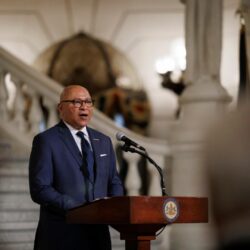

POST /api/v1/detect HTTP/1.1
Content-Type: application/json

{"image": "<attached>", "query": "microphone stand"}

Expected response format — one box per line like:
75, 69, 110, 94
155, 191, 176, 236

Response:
121, 144, 168, 196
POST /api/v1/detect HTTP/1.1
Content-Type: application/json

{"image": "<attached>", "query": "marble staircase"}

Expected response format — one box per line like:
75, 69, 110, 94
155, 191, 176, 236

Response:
0, 134, 38, 250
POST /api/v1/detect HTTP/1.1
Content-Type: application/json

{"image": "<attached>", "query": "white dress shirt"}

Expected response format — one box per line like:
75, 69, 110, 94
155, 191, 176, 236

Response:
63, 121, 92, 153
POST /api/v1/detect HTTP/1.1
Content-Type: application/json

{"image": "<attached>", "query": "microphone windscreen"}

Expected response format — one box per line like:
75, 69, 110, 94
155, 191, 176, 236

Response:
116, 132, 125, 141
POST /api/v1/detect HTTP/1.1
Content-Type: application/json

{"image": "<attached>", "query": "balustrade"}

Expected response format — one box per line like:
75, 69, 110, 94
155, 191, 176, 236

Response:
123, 152, 141, 195
12, 77, 28, 132
0, 69, 8, 122
26, 87, 43, 135
43, 97, 59, 129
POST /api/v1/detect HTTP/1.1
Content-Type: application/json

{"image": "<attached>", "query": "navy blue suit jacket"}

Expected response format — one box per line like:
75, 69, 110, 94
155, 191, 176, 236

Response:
29, 121, 123, 250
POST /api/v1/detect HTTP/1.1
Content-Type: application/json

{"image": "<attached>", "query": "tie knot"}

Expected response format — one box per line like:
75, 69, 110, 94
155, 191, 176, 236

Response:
76, 131, 85, 140
76, 131, 91, 150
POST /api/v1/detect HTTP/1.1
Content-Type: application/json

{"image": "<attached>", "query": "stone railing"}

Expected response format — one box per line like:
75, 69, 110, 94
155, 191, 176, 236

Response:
0, 46, 171, 196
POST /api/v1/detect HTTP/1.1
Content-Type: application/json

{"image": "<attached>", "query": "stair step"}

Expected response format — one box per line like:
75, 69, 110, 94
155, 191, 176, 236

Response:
0, 242, 33, 250
0, 222, 37, 231
0, 229, 35, 243
0, 210, 38, 223
0, 176, 29, 192
0, 142, 12, 160
0, 160, 28, 175
0, 193, 38, 210
0, 167, 27, 176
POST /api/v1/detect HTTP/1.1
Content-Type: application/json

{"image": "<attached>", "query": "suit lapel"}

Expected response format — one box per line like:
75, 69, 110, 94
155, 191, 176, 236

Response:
57, 121, 82, 166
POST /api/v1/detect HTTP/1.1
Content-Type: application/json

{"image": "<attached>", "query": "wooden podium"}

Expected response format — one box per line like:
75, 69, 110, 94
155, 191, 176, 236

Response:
67, 196, 208, 250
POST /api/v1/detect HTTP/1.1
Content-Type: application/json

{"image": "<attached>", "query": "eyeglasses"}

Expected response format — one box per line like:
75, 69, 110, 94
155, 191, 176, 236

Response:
60, 99, 95, 108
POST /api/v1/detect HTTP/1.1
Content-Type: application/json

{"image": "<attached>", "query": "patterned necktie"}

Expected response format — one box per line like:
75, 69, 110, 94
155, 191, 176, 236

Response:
76, 131, 94, 182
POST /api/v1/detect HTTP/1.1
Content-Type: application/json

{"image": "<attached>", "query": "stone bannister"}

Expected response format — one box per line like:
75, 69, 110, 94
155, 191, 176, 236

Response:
0, 46, 171, 250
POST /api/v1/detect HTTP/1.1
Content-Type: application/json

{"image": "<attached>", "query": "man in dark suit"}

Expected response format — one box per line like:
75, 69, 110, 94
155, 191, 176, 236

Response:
29, 85, 124, 250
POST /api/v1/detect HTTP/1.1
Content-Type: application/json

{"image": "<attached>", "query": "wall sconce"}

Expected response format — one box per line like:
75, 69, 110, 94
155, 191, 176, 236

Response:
155, 40, 186, 96
159, 69, 185, 95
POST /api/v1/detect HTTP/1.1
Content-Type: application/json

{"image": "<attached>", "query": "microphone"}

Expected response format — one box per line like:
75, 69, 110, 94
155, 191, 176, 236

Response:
116, 132, 145, 151
117, 132, 167, 196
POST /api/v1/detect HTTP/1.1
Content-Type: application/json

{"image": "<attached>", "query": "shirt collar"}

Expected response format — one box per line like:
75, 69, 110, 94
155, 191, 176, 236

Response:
63, 121, 88, 136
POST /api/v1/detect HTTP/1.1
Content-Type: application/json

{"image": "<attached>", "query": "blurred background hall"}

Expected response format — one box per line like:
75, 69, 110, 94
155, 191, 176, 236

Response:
0, 0, 247, 249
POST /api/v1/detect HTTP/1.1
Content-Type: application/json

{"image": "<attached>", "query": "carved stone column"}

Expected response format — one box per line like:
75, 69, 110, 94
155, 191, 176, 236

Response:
170, 1, 231, 250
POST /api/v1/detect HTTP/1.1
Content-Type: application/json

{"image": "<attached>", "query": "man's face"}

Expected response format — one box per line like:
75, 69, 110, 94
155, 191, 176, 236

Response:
58, 86, 93, 130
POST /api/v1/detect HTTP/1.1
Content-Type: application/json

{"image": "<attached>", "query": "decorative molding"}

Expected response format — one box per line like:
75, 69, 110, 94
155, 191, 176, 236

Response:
89, 0, 100, 33
110, 8, 184, 42
0, 10, 54, 42
0, 38, 40, 54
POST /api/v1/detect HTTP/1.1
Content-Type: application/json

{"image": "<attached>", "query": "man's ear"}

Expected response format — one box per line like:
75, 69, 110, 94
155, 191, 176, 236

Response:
57, 103, 62, 113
